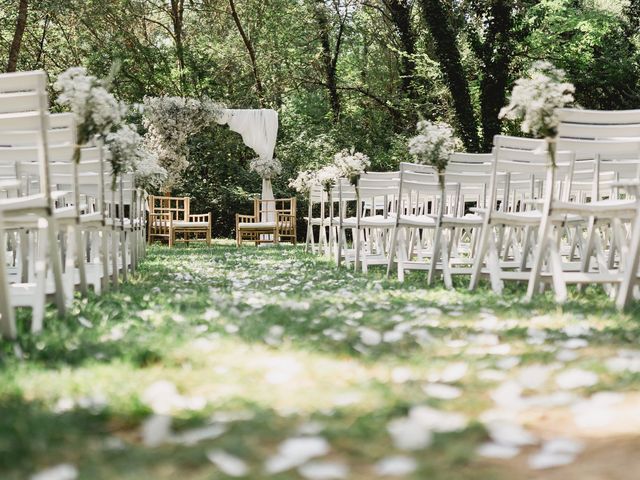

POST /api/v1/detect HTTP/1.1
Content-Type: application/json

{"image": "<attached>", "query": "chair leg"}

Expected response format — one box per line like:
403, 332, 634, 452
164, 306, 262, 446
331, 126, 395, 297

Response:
47, 218, 66, 316
0, 226, 17, 339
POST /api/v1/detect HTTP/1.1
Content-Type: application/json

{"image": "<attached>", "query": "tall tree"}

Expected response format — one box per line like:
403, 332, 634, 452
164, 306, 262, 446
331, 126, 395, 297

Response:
382, 0, 416, 96
313, 0, 346, 122
477, 0, 513, 152
6, 0, 29, 72
419, 0, 479, 151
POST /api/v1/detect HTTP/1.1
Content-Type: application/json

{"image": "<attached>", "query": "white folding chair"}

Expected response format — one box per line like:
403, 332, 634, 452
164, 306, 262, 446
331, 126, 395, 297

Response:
0, 70, 66, 337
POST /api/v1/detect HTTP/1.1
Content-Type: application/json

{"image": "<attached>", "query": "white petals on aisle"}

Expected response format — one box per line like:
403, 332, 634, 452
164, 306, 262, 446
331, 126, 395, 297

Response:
298, 461, 349, 480
374, 456, 418, 476
265, 437, 330, 474
31, 464, 78, 480
207, 450, 249, 477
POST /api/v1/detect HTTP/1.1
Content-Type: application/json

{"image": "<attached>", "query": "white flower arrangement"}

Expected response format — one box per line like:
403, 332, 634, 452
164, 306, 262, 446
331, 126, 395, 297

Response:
408, 121, 460, 176
333, 148, 370, 184
249, 157, 282, 179
142, 96, 222, 189
54, 67, 125, 160
133, 149, 167, 190
106, 123, 167, 190
289, 170, 319, 195
316, 164, 342, 192
499, 61, 575, 140
105, 124, 141, 179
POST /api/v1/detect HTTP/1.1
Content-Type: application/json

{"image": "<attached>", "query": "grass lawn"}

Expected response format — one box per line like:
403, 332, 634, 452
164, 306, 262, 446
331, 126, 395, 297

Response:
2, 242, 640, 479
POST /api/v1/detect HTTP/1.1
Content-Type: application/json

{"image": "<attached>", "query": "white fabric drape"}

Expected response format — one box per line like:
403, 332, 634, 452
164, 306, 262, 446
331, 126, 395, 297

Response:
216, 108, 278, 162
215, 109, 278, 202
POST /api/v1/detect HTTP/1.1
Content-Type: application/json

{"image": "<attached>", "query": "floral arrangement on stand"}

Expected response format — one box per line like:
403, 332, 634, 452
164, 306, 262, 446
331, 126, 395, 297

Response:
333, 148, 370, 185
499, 61, 576, 166
142, 96, 222, 191
408, 120, 460, 184
249, 157, 282, 179
53, 67, 125, 163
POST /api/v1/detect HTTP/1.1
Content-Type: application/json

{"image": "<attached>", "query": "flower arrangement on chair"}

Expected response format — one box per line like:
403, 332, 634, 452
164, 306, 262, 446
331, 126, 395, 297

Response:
499, 61, 576, 167
333, 148, 370, 186
408, 120, 460, 190
53, 67, 125, 163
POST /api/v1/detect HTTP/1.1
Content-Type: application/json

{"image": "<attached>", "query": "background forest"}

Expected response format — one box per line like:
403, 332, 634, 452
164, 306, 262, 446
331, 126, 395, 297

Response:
2, 0, 640, 236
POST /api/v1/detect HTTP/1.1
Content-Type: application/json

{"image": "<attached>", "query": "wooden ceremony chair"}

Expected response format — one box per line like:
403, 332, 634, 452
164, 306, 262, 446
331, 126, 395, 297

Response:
236, 197, 297, 246
148, 195, 212, 246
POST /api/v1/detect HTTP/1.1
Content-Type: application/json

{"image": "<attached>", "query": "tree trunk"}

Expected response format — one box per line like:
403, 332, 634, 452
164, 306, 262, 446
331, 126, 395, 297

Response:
229, 0, 265, 106
314, 1, 341, 122
419, 0, 479, 151
385, 0, 416, 96
170, 0, 186, 91
6, 0, 29, 73
479, 0, 513, 152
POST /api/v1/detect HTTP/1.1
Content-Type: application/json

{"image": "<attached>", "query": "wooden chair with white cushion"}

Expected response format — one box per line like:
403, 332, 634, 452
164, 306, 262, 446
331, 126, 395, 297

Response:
148, 195, 211, 246
236, 197, 296, 246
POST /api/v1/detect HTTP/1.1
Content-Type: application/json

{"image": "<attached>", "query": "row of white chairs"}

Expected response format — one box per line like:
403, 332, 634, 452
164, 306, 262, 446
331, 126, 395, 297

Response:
305, 108, 640, 309
0, 70, 146, 340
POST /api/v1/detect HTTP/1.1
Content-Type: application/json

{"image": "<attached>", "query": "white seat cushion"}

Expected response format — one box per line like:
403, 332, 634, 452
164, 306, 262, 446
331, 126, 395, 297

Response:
173, 220, 209, 228
238, 221, 276, 229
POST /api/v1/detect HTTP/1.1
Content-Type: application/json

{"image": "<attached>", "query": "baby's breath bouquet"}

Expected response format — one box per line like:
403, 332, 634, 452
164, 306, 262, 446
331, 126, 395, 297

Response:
316, 164, 341, 193
333, 148, 370, 186
249, 157, 282, 179
499, 61, 575, 166
54, 67, 125, 162
408, 120, 460, 188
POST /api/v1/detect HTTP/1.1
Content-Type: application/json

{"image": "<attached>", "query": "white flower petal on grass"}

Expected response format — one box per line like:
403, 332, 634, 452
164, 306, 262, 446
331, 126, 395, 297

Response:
485, 421, 538, 447
556, 349, 579, 362
562, 338, 589, 350
171, 424, 227, 446
528, 451, 576, 470
359, 327, 382, 346
207, 449, 249, 477
30, 464, 78, 480
476, 442, 520, 459
439, 362, 468, 383
387, 417, 433, 450
391, 367, 413, 384
142, 380, 179, 414
423, 383, 462, 400
265, 436, 331, 473
409, 406, 468, 433
374, 456, 417, 476
543, 438, 585, 456
141, 414, 172, 447
383, 330, 403, 343
298, 461, 349, 480
490, 381, 524, 409
517, 365, 553, 390
555, 369, 598, 390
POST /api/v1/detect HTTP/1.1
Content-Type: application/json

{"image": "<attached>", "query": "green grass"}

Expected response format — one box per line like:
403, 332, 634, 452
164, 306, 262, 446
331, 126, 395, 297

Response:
1, 242, 640, 479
